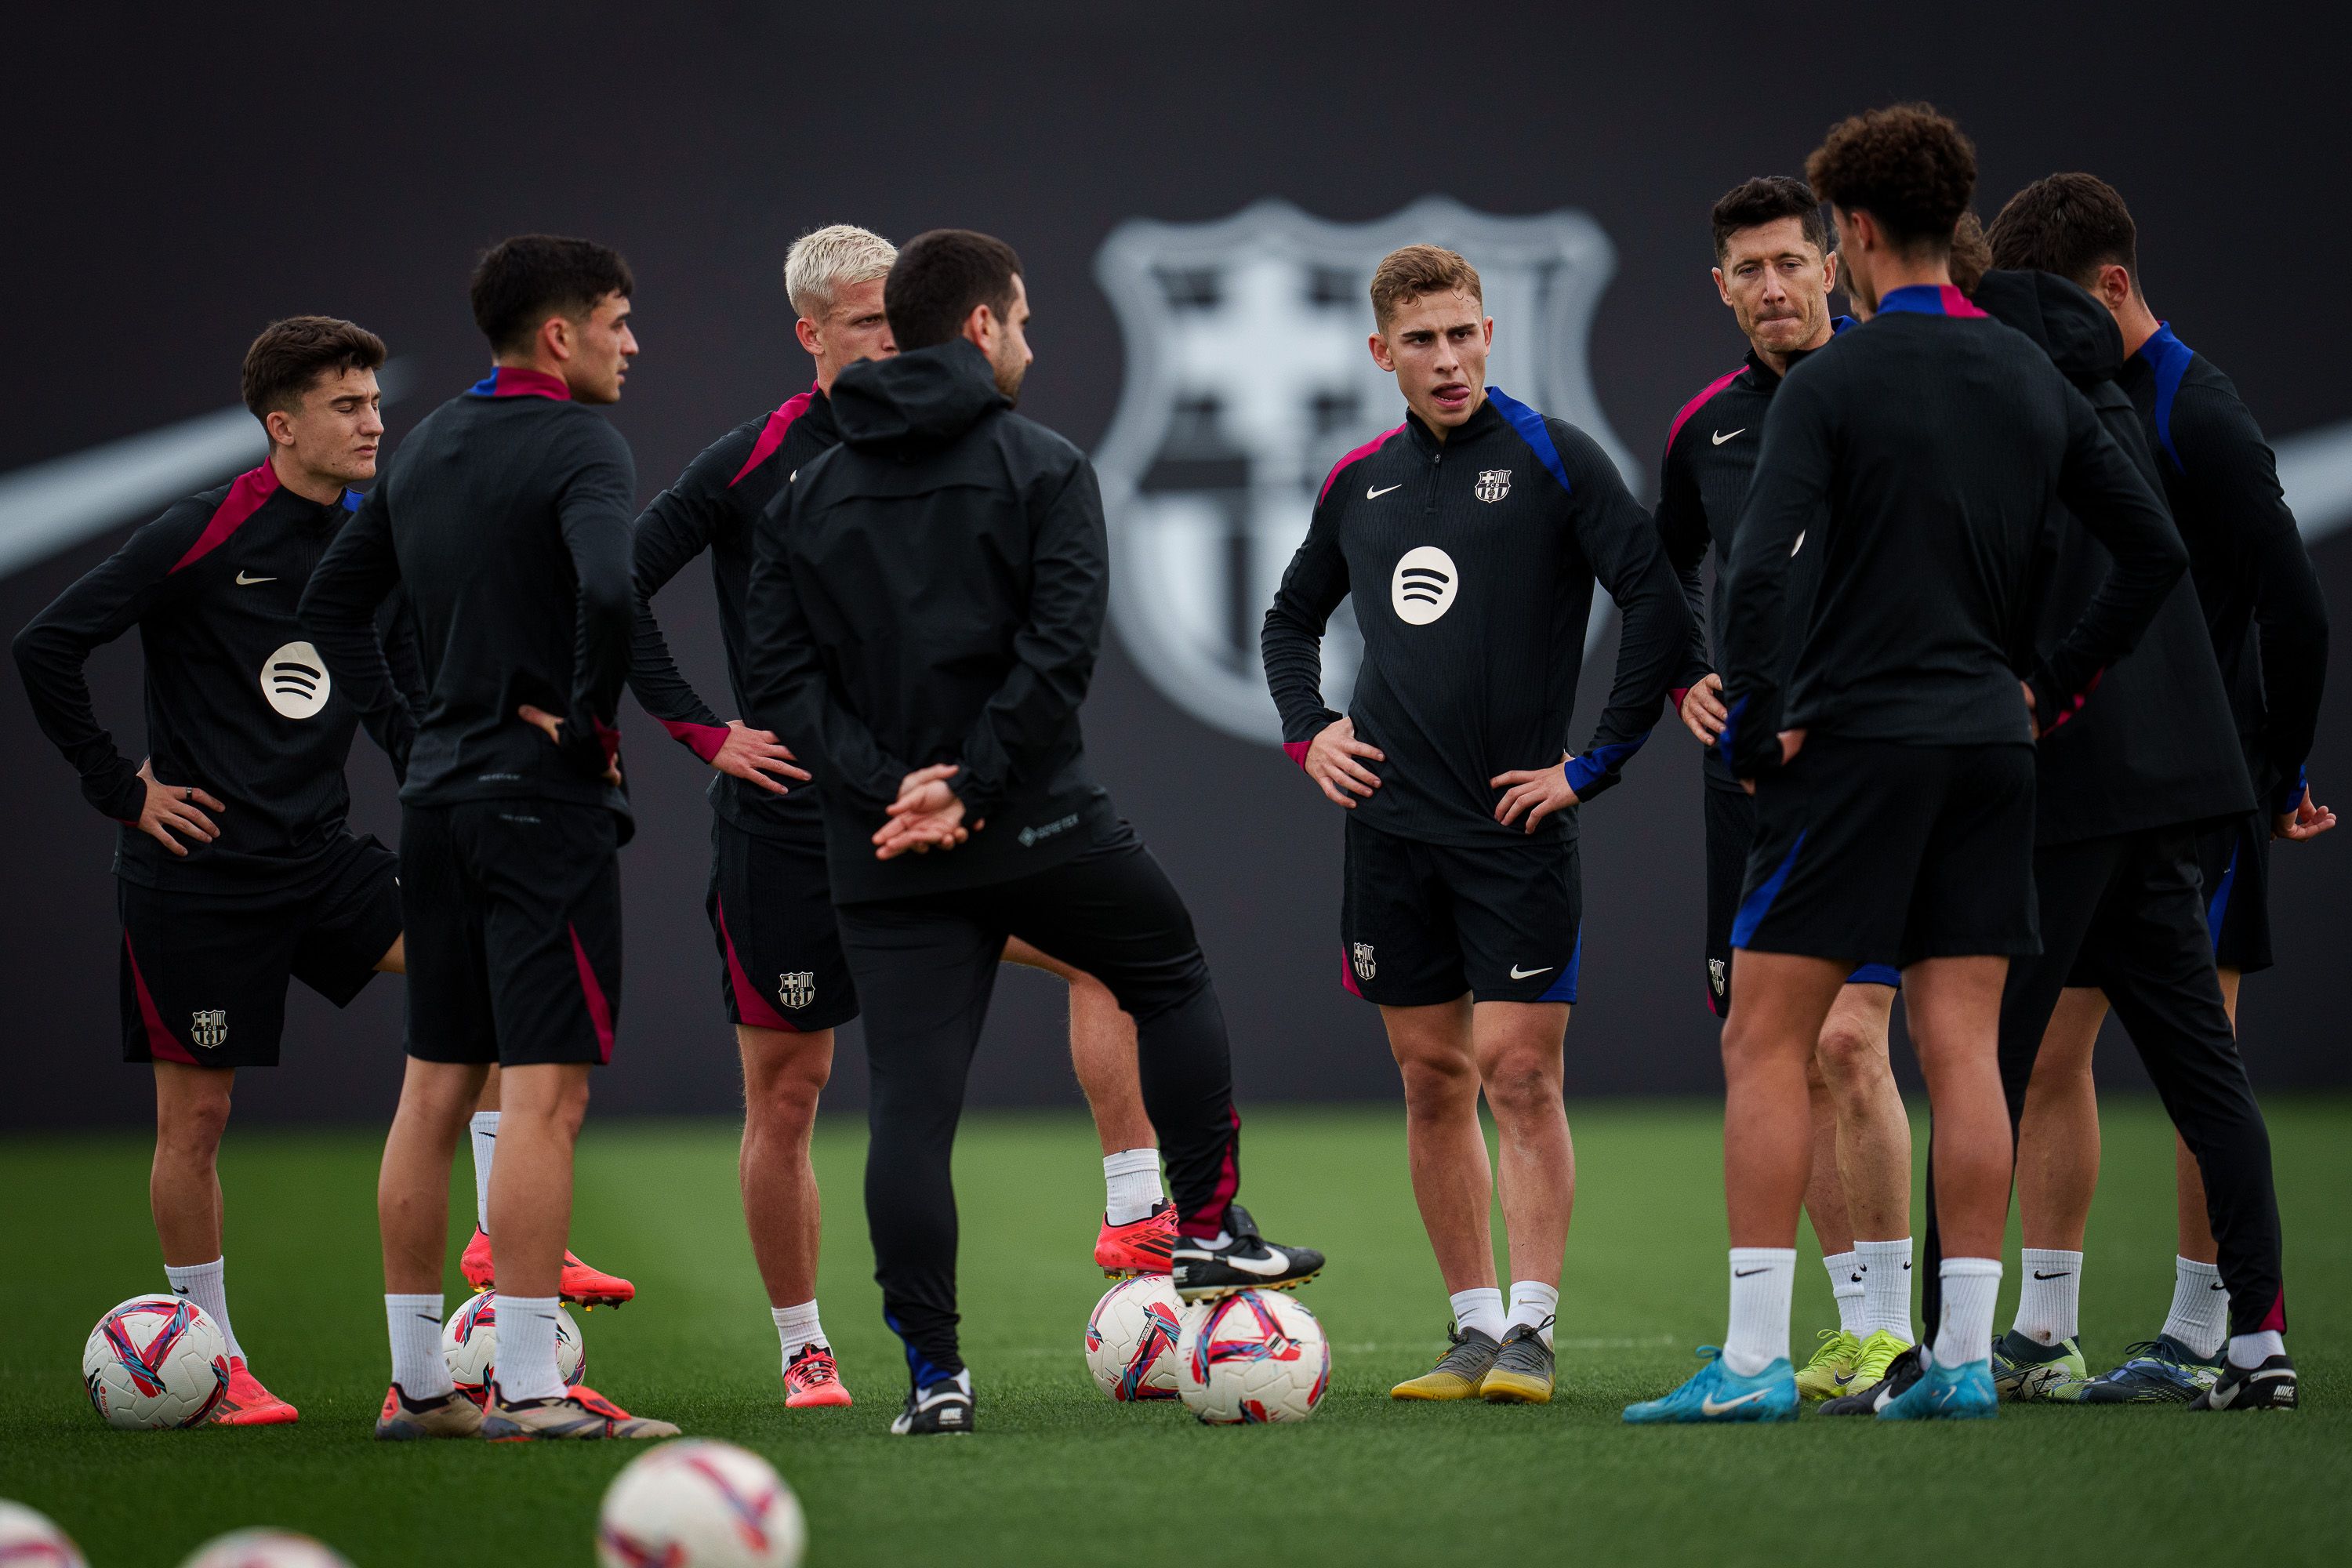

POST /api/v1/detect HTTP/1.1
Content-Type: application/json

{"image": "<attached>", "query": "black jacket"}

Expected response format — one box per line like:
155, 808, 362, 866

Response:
1972, 270, 2252, 844
742, 339, 1112, 902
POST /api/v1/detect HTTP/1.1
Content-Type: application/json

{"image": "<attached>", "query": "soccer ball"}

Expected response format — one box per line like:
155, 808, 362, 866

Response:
178, 1529, 353, 1567
441, 1293, 586, 1406
597, 1439, 806, 1568
1084, 1276, 1183, 1401
1176, 1289, 1330, 1425
81, 1294, 231, 1430
0, 1500, 88, 1566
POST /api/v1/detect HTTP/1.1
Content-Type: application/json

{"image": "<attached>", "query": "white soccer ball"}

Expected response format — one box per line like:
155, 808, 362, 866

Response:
178, 1528, 353, 1568
441, 1293, 585, 1406
1176, 1289, 1330, 1425
597, 1439, 806, 1568
1084, 1276, 1184, 1402
81, 1294, 231, 1431
0, 1500, 88, 1566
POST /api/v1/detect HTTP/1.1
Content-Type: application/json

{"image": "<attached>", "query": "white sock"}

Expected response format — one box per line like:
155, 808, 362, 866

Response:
2162, 1256, 2228, 1359
773, 1300, 827, 1365
469, 1112, 499, 1233
385, 1294, 452, 1399
1722, 1248, 1795, 1377
1507, 1281, 1559, 1348
1102, 1147, 1163, 1227
1449, 1287, 1504, 1342
492, 1294, 566, 1402
2013, 1247, 2083, 1345
1824, 1251, 1864, 1334
2227, 1330, 2284, 1369
165, 1257, 242, 1360
1854, 1237, 1915, 1344
1933, 1258, 2001, 1370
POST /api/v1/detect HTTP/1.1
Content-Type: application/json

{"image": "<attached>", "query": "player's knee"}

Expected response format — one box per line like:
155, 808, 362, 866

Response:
746, 1048, 829, 1131
1480, 1056, 1560, 1122
162, 1091, 233, 1155
1814, 1018, 1888, 1089
1396, 1052, 1478, 1114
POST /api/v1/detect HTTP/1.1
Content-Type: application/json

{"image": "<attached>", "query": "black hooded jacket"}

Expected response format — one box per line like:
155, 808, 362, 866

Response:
741, 339, 1113, 902
1973, 270, 2253, 844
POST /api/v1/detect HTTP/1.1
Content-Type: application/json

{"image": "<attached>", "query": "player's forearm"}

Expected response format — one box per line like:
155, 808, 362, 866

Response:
626, 597, 728, 762
12, 626, 143, 818
1260, 607, 1341, 746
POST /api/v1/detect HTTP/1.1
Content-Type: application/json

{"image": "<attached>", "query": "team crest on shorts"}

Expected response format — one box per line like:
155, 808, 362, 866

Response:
1475, 469, 1512, 503
190, 1010, 228, 1049
1091, 197, 1632, 745
777, 972, 815, 1011
1352, 943, 1377, 983
1709, 959, 1727, 997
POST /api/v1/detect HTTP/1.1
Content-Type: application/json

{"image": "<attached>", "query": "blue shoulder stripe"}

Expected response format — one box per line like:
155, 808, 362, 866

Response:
1485, 386, 1571, 495
2137, 323, 2194, 474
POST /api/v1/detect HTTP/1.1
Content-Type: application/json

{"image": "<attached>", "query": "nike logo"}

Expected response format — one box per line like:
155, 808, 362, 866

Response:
1733, 1267, 1769, 1278
1219, 1247, 1297, 1277
235, 571, 277, 585
2209, 1281, 2227, 1290
1367, 483, 1403, 499
1711, 428, 1745, 445
2032, 1270, 2072, 1280
1832, 1370, 1858, 1387
1508, 964, 1554, 980
1700, 1388, 1769, 1414
415, 1313, 440, 1323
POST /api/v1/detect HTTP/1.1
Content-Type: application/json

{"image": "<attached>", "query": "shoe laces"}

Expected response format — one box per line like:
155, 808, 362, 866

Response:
1802, 1328, 1859, 1368
789, 1346, 838, 1386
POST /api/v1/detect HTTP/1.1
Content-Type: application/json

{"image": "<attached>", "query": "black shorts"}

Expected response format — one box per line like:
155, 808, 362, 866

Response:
2195, 812, 2274, 975
707, 816, 857, 1033
401, 801, 623, 1068
118, 833, 403, 1069
1704, 780, 1900, 1016
1341, 817, 1580, 1007
1735, 736, 2038, 970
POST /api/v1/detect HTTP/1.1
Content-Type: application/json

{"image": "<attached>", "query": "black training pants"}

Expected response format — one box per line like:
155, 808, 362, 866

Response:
1923, 826, 2285, 1338
836, 824, 1241, 1379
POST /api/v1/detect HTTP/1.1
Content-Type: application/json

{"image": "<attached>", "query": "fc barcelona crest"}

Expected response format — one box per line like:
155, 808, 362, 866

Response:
778, 972, 815, 1011
1475, 469, 1512, 503
190, 1010, 228, 1049
1352, 943, 1377, 983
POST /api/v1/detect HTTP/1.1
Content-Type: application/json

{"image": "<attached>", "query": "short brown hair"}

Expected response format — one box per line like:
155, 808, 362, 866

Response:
470, 234, 633, 355
1987, 173, 2140, 292
1711, 176, 1830, 261
1805, 102, 1976, 251
240, 315, 387, 419
1949, 211, 1991, 295
1370, 245, 1483, 329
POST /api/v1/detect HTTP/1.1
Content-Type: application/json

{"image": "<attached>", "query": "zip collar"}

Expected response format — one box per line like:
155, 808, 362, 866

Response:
1401, 394, 1504, 454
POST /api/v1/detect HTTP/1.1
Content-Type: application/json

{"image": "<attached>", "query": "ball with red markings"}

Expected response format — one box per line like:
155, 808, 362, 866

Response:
80, 1294, 231, 1431
1176, 1289, 1331, 1425
0, 1499, 89, 1566
441, 1292, 585, 1406
1084, 1276, 1184, 1402
597, 1439, 805, 1568
177, 1528, 354, 1567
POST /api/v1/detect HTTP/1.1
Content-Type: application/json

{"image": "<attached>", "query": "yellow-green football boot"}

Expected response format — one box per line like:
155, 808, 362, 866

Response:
1794, 1329, 1864, 1400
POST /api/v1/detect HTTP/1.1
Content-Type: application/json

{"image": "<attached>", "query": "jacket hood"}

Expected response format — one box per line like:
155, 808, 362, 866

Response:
1972, 269, 2123, 388
829, 339, 1007, 452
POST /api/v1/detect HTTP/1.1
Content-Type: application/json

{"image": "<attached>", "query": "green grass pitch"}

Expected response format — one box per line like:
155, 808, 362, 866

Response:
4, 1100, 2347, 1566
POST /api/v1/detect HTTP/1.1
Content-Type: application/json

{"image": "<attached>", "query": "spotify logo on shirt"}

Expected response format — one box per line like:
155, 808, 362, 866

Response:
260, 641, 332, 720
1390, 546, 1460, 626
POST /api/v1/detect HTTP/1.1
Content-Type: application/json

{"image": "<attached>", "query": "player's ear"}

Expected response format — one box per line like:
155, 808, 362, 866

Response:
1367, 330, 1395, 373
795, 317, 822, 357
263, 408, 296, 448
1481, 317, 1494, 348
1820, 251, 1839, 295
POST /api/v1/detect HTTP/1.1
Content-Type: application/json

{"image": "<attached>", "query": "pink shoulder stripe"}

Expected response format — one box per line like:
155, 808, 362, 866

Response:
1316, 423, 1406, 505
1664, 368, 1743, 456
1939, 284, 1989, 319
730, 388, 817, 488
169, 462, 278, 574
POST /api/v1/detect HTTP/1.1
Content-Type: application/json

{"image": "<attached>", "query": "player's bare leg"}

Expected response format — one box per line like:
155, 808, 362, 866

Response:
1381, 995, 1505, 1399
740, 1022, 850, 1406
1469, 1000, 1573, 1403
374, 1055, 488, 1438
1797, 983, 1911, 1396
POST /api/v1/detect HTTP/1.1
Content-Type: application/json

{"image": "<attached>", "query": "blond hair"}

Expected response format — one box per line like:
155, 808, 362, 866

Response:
783, 224, 897, 318
1370, 245, 1483, 329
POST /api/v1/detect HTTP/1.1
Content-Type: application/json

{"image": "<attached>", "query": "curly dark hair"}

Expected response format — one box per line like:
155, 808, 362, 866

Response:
470, 234, 633, 355
1805, 103, 1976, 250
1950, 211, 1991, 295
1710, 176, 1829, 261
1986, 172, 2140, 292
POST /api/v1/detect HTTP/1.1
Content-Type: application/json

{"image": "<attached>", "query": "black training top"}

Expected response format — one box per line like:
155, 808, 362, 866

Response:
300, 367, 637, 833
742, 339, 1114, 902
1655, 318, 1853, 793
1261, 388, 1686, 845
1719, 284, 2187, 779
2119, 323, 2329, 815
1972, 270, 2252, 844
14, 461, 416, 891
628, 385, 833, 847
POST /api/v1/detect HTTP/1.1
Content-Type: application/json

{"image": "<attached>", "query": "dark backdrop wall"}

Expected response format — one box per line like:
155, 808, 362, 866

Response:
5, 2, 2346, 1127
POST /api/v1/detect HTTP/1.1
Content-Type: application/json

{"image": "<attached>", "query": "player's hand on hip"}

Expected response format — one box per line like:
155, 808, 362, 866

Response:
2274, 784, 2336, 843
2021, 680, 2042, 738
1737, 729, 1806, 797
1305, 717, 1384, 808
1491, 758, 1580, 832
135, 758, 223, 855
713, 720, 810, 794
1679, 673, 1728, 745
517, 704, 623, 786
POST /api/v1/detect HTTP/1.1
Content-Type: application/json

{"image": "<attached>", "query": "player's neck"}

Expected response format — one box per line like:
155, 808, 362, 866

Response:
2112, 292, 2163, 359
1865, 248, 1952, 304
267, 446, 345, 506
494, 347, 573, 393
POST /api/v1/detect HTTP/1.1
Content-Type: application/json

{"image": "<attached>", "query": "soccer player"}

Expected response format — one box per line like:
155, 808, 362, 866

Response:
303, 235, 676, 1440
1625, 104, 2187, 1424
1656, 177, 1915, 1401
624, 224, 1176, 1408
1978, 175, 2325, 1409
1263, 245, 1686, 1406
743, 229, 1324, 1436
15, 317, 412, 1427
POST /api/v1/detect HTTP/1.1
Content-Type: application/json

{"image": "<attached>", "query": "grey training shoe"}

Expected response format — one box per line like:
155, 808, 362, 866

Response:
1481, 1319, 1556, 1404
1390, 1323, 1501, 1400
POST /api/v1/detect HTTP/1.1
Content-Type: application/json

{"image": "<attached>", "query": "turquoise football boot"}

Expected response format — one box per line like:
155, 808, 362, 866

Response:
1624, 1347, 1797, 1424
1878, 1355, 1997, 1419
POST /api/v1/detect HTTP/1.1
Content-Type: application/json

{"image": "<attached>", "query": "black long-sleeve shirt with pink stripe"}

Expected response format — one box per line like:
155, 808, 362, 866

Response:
1719, 285, 2187, 779
1261, 390, 1686, 846
626, 385, 830, 847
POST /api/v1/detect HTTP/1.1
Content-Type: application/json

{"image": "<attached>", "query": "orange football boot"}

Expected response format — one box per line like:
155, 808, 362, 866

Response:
784, 1343, 854, 1408
458, 1227, 636, 1309
1094, 1203, 1178, 1276
212, 1356, 299, 1425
